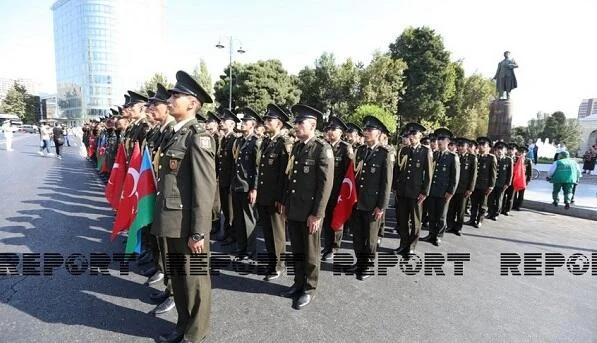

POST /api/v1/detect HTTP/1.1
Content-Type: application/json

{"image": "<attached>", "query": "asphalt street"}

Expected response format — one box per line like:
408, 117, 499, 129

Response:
1, 134, 596, 343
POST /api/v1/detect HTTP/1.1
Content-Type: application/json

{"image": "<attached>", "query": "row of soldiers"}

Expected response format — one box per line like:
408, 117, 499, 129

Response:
84, 69, 532, 343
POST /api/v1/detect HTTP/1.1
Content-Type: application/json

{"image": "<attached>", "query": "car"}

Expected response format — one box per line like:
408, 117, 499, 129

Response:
21, 124, 38, 134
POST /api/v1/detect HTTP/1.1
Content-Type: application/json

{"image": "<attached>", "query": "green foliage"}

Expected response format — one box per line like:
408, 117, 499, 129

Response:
359, 51, 407, 115
444, 61, 465, 120
389, 26, 451, 123
447, 74, 493, 138
515, 112, 582, 152
192, 59, 214, 113
139, 73, 173, 96
1, 81, 34, 122
214, 59, 300, 113
345, 104, 397, 134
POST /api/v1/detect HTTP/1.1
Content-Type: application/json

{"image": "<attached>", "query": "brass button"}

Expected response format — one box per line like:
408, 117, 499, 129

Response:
156, 191, 160, 195
291, 190, 295, 193
179, 204, 183, 208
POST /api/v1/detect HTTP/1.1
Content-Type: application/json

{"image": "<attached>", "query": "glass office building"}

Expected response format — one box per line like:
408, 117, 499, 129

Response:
52, 0, 164, 121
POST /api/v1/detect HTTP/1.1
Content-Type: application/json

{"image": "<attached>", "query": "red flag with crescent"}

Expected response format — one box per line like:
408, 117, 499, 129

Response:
105, 143, 126, 210
111, 142, 142, 238
331, 160, 358, 231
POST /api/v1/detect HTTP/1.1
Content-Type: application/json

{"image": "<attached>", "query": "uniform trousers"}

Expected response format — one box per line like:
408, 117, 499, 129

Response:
447, 193, 467, 231
232, 191, 257, 256
396, 196, 423, 251
219, 186, 234, 239
469, 189, 489, 224
488, 187, 507, 217
426, 196, 448, 238
350, 209, 381, 272
287, 220, 321, 295
257, 204, 286, 272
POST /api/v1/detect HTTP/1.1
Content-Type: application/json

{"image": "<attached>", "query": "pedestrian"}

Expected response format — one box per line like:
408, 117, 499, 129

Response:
2, 121, 14, 151
512, 146, 533, 210
52, 124, 65, 159
547, 151, 579, 209
65, 125, 72, 146
151, 70, 216, 343
281, 104, 334, 310
393, 122, 433, 257
38, 124, 52, 156
581, 147, 595, 175
421, 128, 460, 246
350, 116, 393, 280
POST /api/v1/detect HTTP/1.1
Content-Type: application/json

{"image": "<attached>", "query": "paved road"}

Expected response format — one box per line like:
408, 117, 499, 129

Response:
1, 135, 596, 342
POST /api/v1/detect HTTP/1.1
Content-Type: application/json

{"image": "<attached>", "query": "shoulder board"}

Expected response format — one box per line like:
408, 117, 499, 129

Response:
314, 138, 328, 147
339, 140, 350, 147
377, 145, 391, 153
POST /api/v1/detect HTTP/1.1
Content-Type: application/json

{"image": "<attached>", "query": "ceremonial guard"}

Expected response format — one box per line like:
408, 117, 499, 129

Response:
205, 111, 222, 234
420, 128, 459, 246
256, 104, 291, 280
446, 138, 477, 235
281, 104, 334, 309
487, 141, 512, 220
321, 116, 353, 261
351, 116, 393, 279
501, 143, 518, 216
466, 137, 497, 228
124, 90, 151, 156
151, 70, 216, 343
346, 122, 363, 150
231, 107, 261, 260
104, 110, 119, 173
217, 109, 240, 244
393, 122, 433, 257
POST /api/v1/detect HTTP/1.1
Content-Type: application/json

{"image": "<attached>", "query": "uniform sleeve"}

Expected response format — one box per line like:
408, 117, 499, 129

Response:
448, 154, 460, 194
468, 156, 478, 192
421, 148, 433, 196
191, 134, 217, 236
312, 143, 334, 218
276, 139, 290, 203
506, 157, 514, 186
377, 149, 394, 210
249, 138, 260, 191
489, 155, 497, 188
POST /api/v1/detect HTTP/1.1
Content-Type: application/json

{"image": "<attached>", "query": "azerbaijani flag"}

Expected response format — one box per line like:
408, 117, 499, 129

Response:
124, 145, 157, 253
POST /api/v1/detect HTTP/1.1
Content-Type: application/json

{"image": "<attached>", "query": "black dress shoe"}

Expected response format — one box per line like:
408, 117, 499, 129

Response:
454, 230, 462, 236
357, 269, 373, 281
473, 222, 481, 228
150, 290, 170, 303
263, 269, 283, 281
502, 212, 509, 216
141, 267, 158, 277
157, 329, 183, 343
393, 247, 408, 256
282, 284, 302, 298
153, 297, 175, 315
294, 293, 312, 309
146, 271, 164, 285
180, 336, 207, 343
419, 234, 434, 242
432, 238, 441, 247
321, 250, 334, 261
464, 220, 475, 226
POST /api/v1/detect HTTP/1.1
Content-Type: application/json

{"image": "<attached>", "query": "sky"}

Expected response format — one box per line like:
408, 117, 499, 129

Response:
0, 0, 596, 125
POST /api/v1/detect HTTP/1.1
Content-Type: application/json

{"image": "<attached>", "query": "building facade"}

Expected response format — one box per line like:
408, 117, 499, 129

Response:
52, 0, 164, 122
578, 98, 597, 119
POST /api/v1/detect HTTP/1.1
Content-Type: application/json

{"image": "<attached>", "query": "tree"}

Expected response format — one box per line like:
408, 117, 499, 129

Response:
444, 61, 465, 121
139, 73, 173, 96
359, 51, 407, 115
389, 26, 452, 123
345, 104, 397, 134
1, 81, 28, 120
448, 74, 494, 138
192, 59, 215, 113
214, 59, 300, 114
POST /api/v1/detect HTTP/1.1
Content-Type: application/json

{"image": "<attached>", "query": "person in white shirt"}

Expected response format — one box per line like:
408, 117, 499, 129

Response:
38, 125, 52, 156
2, 121, 14, 151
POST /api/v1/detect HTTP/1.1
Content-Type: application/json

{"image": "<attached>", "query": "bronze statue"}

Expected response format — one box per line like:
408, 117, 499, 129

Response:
492, 51, 518, 100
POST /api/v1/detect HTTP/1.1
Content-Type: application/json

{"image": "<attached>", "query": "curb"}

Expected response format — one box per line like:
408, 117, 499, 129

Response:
522, 200, 597, 221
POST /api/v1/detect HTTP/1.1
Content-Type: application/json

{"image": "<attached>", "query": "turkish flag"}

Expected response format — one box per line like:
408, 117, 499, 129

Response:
111, 142, 142, 238
331, 160, 358, 231
512, 156, 527, 191
105, 143, 127, 210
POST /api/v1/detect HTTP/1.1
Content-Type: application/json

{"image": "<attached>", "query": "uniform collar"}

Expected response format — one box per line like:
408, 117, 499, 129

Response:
160, 117, 175, 132
173, 117, 194, 132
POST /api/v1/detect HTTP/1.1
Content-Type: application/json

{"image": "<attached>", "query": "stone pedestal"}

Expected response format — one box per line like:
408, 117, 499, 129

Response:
487, 99, 512, 142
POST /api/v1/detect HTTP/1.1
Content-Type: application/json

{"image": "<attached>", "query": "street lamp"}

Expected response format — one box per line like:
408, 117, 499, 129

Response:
215, 37, 246, 110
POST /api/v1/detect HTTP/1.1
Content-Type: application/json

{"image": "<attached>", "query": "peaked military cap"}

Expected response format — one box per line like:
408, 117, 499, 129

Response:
264, 103, 290, 122
169, 70, 213, 104
467, 139, 478, 146
123, 94, 131, 108
428, 133, 437, 142
456, 137, 469, 146
196, 113, 207, 122
403, 122, 426, 134
346, 122, 363, 136
421, 137, 431, 145
283, 121, 293, 130
147, 90, 155, 98
518, 145, 529, 152
476, 136, 491, 145
325, 116, 348, 131
206, 111, 221, 123
493, 141, 507, 149
238, 107, 262, 123
149, 83, 169, 104
507, 142, 518, 150
110, 108, 118, 116
363, 115, 389, 134
128, 91, 148, 104
434, 128, 453, 139
291, 104, 323, 123
220, 108, 240, 123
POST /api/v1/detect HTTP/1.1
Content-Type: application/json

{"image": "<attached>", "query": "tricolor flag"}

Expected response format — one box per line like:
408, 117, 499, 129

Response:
331, 160, 358, 231
111, 143, 142, 238
105, 143, 126, 210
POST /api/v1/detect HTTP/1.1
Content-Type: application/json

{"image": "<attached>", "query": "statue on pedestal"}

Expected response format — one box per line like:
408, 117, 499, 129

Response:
492, 51, 518, 100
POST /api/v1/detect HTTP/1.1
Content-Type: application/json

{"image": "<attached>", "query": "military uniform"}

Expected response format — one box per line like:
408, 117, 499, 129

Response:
217, 115, 238, 242
394, 123, 433, 254
421, 143, 460, 244
447, 144, 477, 234
231, 110, 261, 258
104, 127, 118, 172
469, 147, 497, 227
151, 71, 216, 343
351, 121, 393, 276
513, 154, 532, 210
255, 104, 291, 279
488, 151, 513, 219
283, 105, 334, 305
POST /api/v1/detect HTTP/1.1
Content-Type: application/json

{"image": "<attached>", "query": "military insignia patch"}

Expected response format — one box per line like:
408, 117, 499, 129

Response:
325, 148, 333, 159
416, 162, 421, 168
268, 158, 274, 165
465, 166, 468, 170
199, 137, 211, 149
371, 167, 376, 173
170, 159, 178, 171
443, 167, 446, 172
304, 166, 310, 173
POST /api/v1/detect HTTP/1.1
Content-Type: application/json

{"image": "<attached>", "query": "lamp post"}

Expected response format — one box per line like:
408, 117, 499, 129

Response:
216, 37, 246, 110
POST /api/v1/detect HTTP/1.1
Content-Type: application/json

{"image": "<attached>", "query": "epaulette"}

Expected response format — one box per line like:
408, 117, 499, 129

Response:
190, 123, 205, 134
378, 144, 391, 153
314, 137, 328, 147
